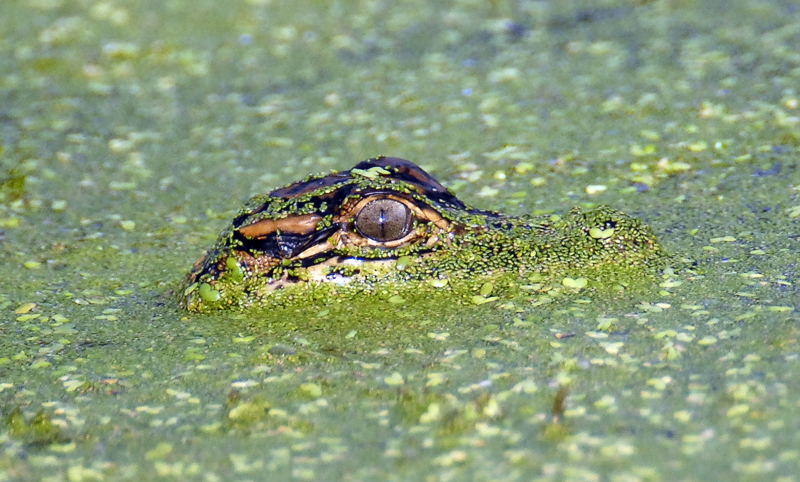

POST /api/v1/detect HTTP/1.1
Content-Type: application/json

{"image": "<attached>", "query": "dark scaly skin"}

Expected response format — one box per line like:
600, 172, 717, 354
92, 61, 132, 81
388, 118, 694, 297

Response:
181, 157, 665, 311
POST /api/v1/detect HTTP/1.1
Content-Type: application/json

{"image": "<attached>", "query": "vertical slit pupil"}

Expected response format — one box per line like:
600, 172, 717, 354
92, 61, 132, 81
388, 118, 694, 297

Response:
355, 198, 413, 241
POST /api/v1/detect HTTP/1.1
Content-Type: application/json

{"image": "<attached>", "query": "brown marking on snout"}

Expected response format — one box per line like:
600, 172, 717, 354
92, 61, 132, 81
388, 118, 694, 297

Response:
237, 213, 322, 239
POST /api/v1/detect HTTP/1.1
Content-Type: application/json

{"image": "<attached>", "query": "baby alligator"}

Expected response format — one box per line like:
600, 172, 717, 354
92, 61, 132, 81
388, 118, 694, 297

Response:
181, 156, 664, 311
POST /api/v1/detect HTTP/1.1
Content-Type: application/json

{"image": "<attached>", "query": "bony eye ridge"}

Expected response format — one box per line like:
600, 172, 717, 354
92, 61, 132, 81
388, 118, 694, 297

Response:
355, 198, 413, 242
181, 156, 666, 311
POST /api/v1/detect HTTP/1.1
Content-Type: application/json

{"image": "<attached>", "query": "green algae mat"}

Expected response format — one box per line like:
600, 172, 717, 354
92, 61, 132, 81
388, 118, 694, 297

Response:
2, 1, 800, 480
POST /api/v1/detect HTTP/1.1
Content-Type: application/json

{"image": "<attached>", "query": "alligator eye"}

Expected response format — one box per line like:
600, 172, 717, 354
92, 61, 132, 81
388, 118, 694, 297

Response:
355, 198, 413, 241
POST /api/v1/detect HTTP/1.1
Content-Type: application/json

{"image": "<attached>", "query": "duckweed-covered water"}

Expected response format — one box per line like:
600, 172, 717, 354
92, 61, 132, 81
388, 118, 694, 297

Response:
2, 1, 799, 480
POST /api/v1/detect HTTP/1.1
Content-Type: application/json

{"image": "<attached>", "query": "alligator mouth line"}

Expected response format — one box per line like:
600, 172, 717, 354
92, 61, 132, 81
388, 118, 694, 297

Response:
237, 242, 449, 289
258, 256, 397, 291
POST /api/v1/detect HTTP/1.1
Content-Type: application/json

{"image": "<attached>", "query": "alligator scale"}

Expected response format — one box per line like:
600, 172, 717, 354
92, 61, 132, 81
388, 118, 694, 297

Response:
181, 157, 665, 311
